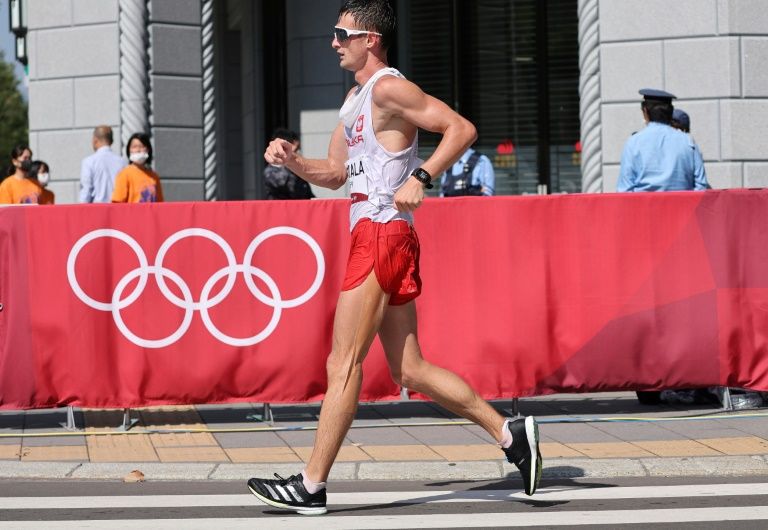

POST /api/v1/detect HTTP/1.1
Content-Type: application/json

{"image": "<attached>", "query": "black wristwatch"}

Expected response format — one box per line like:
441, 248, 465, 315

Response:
411, 167, 434, 189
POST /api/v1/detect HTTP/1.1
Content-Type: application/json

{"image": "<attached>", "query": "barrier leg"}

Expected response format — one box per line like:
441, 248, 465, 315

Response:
512, 398, 520, 418
400, 386, 409, 400
116, 408, 139, 432
721, 387, 733, 411
60, 406, 80, 431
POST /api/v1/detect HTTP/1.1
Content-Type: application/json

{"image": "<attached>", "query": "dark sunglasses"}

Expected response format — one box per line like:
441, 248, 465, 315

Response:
333, 26, 382, 42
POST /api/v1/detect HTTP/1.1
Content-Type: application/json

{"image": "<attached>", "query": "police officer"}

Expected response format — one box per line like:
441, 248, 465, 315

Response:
617, 89, 708, 192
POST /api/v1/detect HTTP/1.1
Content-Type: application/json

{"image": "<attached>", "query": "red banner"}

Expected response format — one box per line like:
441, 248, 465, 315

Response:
1, 190, 768, 410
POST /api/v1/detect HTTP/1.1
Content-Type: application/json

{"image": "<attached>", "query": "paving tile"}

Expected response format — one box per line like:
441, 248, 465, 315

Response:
225, 447, 301, 463
195, 405, 261, 429
0, 437, 22, 445
21, 445, 88, 461
540, 442, 587, 458
213, 431, 289, 449
275, 430, 317, 447
149, 430, 218, 448
155, 446, 229, 463
0, 444, 21, 460
87, 434, 158, 462
461, 424, 497, 444
539, 423, 623, 444
632, 440, 721, 457
658, 420, 744, 440
592, 421, 689, 441
720, 418, 768, 438
429, 444, 501, 461
697, 437, 768, 455
401, 425, 488, 445
22, 436, 86, 447
346, 425, 423, 445
294, 445, 371, 462
359, 444, 443, 461
566, 442, 655, 459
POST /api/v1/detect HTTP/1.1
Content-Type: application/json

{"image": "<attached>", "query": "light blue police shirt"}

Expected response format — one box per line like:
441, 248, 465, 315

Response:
618, 122, 708, 192
440, 148, 495, 196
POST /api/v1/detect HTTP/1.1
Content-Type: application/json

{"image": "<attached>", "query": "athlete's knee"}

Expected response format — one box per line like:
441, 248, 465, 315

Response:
390, 357, 427, 390
326, 348, 364, 383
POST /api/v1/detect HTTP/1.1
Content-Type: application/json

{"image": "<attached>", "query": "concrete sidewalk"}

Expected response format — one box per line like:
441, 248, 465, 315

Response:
2, 392, 768, 481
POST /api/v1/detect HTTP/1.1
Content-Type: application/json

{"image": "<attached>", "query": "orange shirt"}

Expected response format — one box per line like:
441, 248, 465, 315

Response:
111, 164, 164, 203
0, 176, 44, 204
38, 188, 55, 205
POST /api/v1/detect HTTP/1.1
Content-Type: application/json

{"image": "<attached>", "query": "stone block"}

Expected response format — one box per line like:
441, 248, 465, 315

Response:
721, 99, 768, 159
27, 30, 37, 80
705, 162, 743, 189
74, 76, 119, 127
602, 164, 620, 193
665, 38, 740, 99
289, 87, 344, 135
600, 103, 644, 164
718, 0, 768, 34
27, 0, 72, 29
673, 99, 720, 160
745, 163, 768, 188
73, 0, 118, 25
152, 127, 203, 178
600, 42, 663, 102
743, 38, 768, 97
151, 76, 203, 127
151, 25, 202, 76
28, 79, 74, 130
150, 0, 201, 25
600, 0, 717, 42
160, 179, 204, 201
37, 129, 95, 184
46, 180, 80, 205
36, 26, 119, 78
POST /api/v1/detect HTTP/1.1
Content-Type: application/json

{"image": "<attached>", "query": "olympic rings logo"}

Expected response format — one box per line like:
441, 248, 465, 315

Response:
66, 227, 325, 349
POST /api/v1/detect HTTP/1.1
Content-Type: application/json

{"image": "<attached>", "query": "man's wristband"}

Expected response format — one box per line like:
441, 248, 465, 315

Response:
411, 167, 434, 189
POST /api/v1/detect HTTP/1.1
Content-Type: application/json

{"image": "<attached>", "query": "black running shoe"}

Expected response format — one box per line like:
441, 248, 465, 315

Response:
502, 416, 542, 495
247, 473, 327, 515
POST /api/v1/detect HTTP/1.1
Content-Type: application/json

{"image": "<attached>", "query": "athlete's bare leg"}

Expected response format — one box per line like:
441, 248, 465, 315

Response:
379, 301, 506, 441
304, 271, 390, 482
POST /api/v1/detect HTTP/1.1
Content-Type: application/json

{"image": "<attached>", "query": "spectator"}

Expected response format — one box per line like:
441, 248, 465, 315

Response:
618, 88, 708, 192
29, 160, 54, 205
0, 144, 43, 204
111, 133, 163, 203
80, 125, 127, 203
440, 145, 495, 196
263, 128, 314, 199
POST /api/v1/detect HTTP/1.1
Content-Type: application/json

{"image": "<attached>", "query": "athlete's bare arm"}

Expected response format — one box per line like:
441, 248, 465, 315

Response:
264, 122, 348, 190
372, 76, 477, 211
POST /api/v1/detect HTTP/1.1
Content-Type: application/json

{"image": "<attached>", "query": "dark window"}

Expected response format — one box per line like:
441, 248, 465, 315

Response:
403, 0, 580, 194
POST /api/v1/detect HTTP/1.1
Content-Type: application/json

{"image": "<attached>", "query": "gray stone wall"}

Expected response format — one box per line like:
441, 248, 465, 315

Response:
26, 0, 206, 203
27, 0, 121, 203
149, 0, 205, 201
598, 0, 768, 191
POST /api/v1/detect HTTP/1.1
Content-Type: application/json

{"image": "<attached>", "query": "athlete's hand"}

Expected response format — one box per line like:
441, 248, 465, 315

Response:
394, 177, 425, 212
264, 139, 297, 167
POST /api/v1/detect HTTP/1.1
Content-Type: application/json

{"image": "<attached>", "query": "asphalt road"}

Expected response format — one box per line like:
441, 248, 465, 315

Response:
2, 476, 768, 528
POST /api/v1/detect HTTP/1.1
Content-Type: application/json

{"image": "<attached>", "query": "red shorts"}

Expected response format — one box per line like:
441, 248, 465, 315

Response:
341, 218, 422, 305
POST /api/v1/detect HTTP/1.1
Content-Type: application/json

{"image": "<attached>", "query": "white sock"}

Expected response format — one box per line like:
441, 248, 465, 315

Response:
500, 418, 514, 449
301, 470, 326, 494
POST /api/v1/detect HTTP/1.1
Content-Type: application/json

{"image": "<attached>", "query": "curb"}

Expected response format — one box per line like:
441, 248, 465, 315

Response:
1, 455, 768, 481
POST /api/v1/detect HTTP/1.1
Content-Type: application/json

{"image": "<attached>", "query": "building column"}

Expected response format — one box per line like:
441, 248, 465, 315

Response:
578, 0, 602, 193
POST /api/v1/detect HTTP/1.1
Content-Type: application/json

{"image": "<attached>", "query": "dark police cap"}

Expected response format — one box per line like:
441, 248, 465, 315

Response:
672, 108, 690, 131
639, 88, 677, 102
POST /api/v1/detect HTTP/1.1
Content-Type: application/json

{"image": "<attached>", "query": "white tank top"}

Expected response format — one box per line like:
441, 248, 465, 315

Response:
341, 68, 421, 231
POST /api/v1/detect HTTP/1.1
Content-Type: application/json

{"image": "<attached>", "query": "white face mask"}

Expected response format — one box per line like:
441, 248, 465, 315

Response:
37, 173, 50, 186
129, 152, 149, 164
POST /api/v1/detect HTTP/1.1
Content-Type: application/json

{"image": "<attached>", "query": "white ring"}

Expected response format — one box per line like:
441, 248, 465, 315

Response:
66, 229, 149, 311
198, 264, 283, 347
111, 266, 195, 349
242, 226, 325, 309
